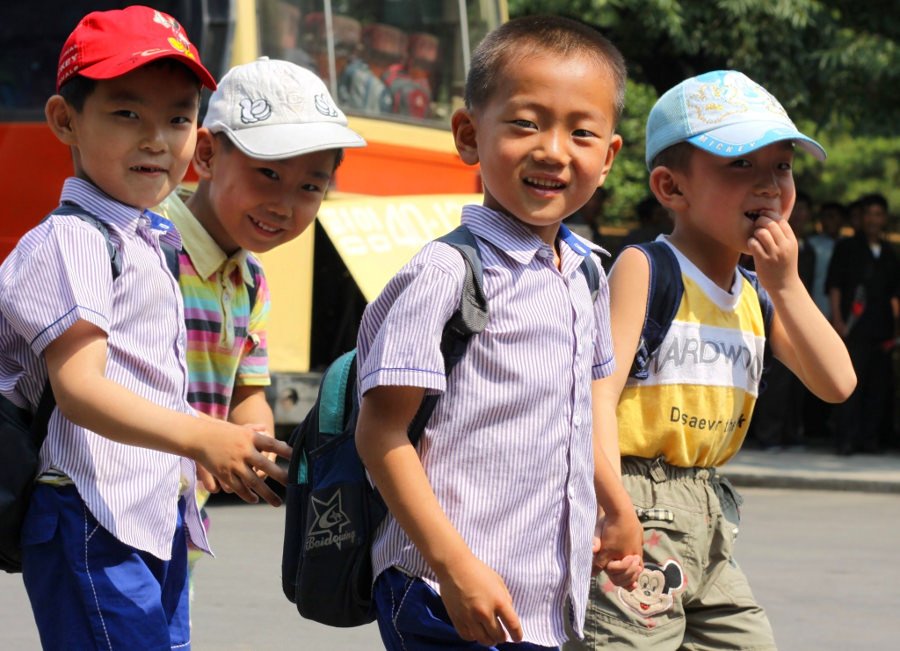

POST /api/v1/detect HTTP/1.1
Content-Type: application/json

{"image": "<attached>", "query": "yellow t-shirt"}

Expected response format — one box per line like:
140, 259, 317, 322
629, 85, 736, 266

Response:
618, 241, 766, 467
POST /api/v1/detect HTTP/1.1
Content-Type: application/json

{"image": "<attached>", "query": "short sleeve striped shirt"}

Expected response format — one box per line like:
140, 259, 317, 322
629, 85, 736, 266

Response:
157, 191, 270, 420
356, 205, 615, 646
0, 178, 209, 560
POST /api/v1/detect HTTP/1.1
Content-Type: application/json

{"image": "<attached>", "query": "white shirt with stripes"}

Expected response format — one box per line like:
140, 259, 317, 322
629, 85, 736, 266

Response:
0, 177, 209, 560
357, 204, 615, 645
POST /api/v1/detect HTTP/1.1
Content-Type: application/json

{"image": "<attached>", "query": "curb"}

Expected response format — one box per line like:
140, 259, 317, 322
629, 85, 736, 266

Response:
724, 470, 900, 494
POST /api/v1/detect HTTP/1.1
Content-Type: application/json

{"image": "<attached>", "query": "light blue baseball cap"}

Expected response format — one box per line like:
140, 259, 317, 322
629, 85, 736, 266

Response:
645, 70, 826, 170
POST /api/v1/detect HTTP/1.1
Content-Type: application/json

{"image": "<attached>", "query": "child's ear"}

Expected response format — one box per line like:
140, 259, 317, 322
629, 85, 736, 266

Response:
451, 108, 479, 166
649, 166, 687, 211
192, 129, 216, 179
45, 95, 77, 146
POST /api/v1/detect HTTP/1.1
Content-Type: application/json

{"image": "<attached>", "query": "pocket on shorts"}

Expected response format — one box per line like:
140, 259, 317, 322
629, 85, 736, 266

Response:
20, 487, 60, 547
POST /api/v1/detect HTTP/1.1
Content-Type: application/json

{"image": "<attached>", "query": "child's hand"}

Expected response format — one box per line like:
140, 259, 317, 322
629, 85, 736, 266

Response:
593, 509, 644, 586
194, 423, 291, 506
603, 555, 643, 589
196, 463, 220, 493
244, 423, 277, 478
437, 553, 523, 646
748, 209, 798, 292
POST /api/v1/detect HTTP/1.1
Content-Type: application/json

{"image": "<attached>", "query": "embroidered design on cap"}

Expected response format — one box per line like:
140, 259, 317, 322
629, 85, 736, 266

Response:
239, 98, 273, 124
314, 93, 339, 118
686, 76, 788, 126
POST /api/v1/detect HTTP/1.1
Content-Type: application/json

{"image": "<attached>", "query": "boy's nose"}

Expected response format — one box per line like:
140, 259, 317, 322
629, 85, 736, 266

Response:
139, 126, 167, 152
754, 171, 781, 196
533, 130, 567, 164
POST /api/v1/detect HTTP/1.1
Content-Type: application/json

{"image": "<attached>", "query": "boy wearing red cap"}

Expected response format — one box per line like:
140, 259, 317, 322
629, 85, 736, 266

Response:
0, 6, 291, 649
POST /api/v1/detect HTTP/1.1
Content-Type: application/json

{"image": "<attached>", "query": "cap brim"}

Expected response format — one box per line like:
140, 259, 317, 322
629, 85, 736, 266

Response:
216, 122, 367, 160
687, 120, 826, 161
78, 50, 217, 91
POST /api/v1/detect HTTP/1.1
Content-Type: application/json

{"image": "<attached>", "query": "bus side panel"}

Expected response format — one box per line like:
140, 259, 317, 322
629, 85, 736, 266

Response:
335, 142, 480, 195
0, 123, 71, 260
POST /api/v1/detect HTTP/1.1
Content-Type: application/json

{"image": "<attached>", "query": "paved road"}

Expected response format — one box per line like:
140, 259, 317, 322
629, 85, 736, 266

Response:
2, 487, 898, 649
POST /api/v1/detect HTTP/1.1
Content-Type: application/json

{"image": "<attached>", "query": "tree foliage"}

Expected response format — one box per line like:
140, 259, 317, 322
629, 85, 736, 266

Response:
509, 0, 900, 220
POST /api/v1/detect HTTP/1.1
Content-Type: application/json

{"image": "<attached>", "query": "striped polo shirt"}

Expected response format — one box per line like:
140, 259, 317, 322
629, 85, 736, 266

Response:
0, 178, 209, 560
618, 237, 767, 467
156, 192, 270, 420
356, 204, 615, 646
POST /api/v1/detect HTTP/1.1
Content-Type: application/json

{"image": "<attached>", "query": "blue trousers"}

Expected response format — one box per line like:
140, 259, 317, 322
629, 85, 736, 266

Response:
373, 566, 560, 651
22, 484, 191, 650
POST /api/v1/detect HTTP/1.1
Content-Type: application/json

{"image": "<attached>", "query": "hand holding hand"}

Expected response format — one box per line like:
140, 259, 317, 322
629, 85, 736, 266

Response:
593, 508, 644, 587
437, 553, 523, 646
195, 423, 291, 506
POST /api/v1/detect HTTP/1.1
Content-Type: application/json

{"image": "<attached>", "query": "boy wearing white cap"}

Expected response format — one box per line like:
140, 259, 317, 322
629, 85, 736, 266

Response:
568, 71, 856, 650
156, 57, 365, 588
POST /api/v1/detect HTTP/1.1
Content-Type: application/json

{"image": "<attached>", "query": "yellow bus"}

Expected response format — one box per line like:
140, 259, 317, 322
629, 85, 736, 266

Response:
0, 0, 507, 425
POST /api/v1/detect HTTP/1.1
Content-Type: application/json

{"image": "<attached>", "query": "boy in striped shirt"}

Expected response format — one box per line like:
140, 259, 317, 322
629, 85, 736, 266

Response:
0, 7, 291, 649
155, 57, 365, 589
355, 16, 643, 650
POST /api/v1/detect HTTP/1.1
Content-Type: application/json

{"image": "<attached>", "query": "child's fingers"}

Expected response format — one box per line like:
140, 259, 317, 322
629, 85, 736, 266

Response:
196, 464, 220, 493
496, 601, 523, 643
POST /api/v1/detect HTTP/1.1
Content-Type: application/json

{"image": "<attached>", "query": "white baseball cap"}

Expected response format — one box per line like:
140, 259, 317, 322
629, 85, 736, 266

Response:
645, 70, 825, 169
203, 57, 366, 160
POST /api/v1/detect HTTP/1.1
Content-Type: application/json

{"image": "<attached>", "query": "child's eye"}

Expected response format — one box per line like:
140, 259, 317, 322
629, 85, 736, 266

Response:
302, 183, 325, 193
572, 128, 596, 138
777, 161, 793, 171
729, 159, 751, 168
259, 168, 280, 180
113, 110, 139, 119
510, 119, 537, 130
171, 116, 192, 125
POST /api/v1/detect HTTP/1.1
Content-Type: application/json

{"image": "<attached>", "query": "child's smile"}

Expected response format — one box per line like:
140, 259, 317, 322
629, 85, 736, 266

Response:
456, 51, 622, 246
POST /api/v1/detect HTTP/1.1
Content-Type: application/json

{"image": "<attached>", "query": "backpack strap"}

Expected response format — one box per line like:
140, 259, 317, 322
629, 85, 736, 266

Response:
627, 241, 683, 380
737, 265, 774, 370
405, 225, 489, 444
578, 255, 601, 302
50, 202, 122, 280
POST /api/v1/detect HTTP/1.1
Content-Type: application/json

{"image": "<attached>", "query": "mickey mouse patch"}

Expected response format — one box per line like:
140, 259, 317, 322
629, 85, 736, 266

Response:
617, 560, 685, 619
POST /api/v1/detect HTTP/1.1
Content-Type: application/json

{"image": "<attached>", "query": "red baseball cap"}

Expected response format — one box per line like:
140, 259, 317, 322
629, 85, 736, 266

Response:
56, 5, 216, 92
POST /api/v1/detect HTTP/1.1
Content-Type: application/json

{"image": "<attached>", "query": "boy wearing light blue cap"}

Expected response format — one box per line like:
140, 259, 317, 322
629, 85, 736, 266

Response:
567, 71, 856, 650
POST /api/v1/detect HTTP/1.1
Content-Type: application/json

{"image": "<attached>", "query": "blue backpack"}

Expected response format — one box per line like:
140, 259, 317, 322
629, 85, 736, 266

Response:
627, 241, 773, 381
0, 202, 121, 573
281, 225, 601, 627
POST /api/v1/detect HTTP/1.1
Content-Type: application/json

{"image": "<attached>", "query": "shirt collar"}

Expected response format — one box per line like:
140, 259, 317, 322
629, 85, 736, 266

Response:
459, 204, 605, 275
60, 177, 182, 249
157, 190, 254, 285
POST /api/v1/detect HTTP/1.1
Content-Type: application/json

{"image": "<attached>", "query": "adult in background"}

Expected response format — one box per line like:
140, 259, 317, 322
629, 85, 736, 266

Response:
827, 193, 899, 455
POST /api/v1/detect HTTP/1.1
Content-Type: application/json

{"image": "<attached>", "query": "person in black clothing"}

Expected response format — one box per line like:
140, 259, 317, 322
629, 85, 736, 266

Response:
826, 193, 899, 454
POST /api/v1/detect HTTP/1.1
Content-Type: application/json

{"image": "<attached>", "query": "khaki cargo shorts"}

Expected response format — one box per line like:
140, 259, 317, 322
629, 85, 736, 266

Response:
565, 457, 777, 651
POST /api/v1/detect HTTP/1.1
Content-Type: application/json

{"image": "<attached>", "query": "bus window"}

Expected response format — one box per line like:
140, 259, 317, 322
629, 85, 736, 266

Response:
0, 1, 232, 120
256, 0, 501, 126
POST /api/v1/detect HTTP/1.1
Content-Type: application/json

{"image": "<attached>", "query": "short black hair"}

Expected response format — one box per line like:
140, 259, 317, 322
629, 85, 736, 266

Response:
650, 141, 695, 172
58, 59, 201, 112
858, 193, 889, 213
464, 15, 627, 124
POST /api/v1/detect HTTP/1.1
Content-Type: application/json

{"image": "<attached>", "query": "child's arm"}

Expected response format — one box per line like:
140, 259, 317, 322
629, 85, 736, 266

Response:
44, 320, 291, 506
230, 385, 275, 433
749, 213, 856, 402
591, 248, 649, 584
356, 385, 523, 646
